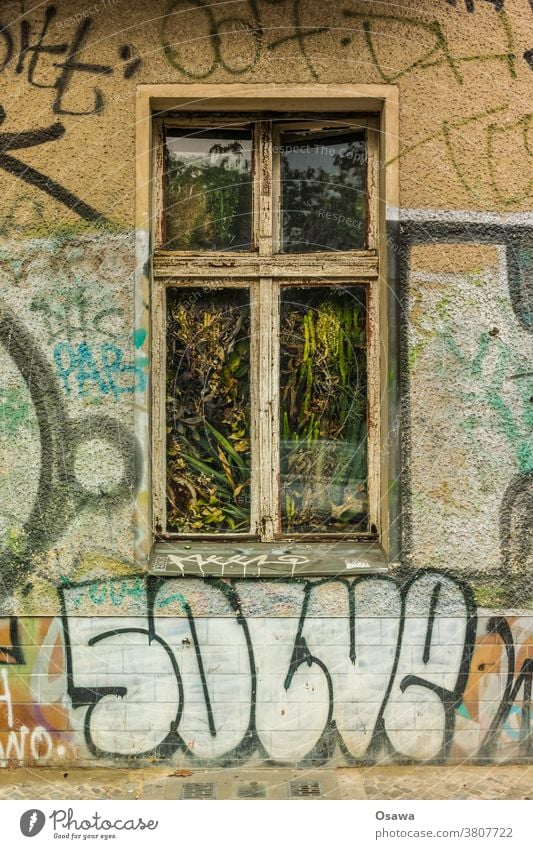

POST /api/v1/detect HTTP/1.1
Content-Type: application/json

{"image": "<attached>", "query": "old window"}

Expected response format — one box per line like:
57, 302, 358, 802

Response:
148, 108, 389, 576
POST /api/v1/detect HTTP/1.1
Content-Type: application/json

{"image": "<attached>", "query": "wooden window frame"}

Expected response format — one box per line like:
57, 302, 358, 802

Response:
134, 85, 400, 574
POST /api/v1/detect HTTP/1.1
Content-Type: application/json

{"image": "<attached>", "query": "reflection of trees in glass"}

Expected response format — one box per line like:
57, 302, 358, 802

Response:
166, 289, 251, 533
280, 288, 368, 533
281, 136, 366, 252
165, 136, 252, 250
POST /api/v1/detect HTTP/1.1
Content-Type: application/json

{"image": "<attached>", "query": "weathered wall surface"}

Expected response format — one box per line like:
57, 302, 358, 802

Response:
1, 571, 532, 765
0, 0, 532, 766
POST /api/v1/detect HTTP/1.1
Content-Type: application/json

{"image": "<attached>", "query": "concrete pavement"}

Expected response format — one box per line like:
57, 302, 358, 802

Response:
0, 765, 531, 800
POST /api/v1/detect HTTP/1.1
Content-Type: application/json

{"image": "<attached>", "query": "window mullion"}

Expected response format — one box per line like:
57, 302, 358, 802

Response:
152, 119, 165, 250
257, 121, 273, 256
250, 279, 261, 537
367, 279, 380, 533
257, 277, 280, 540
272, 123, 281, 254
152, 279, 167, 534
366, 121, 380, 251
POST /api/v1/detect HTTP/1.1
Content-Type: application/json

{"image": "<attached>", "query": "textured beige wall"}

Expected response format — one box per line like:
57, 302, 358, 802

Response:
0, 0, 532, 771
0, 0, 531, 608
0, 0, 532, 234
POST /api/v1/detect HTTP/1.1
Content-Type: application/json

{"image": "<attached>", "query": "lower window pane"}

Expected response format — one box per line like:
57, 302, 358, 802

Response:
166, 288, 251, 533
280, 286, 368, 534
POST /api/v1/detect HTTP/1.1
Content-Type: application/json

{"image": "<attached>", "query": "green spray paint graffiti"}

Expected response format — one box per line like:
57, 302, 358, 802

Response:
0, 387, 34, 438
409, 275, 532, 475
30, 286, 124, 344
447, 333, 533, 474
161, 0, 328, 81
342, 10, 516, 84
387, 107, 533, 209
161, 2, 529, 81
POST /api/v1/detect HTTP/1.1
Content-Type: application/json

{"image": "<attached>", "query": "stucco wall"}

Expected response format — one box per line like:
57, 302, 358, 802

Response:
0, 0, 531, 766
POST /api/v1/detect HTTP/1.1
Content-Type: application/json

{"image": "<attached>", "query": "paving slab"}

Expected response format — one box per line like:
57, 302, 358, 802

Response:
0, 765, 531, 801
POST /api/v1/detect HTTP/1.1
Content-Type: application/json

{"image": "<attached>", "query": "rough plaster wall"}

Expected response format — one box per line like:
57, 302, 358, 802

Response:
408, 250, 532, 576
0, 0, 531, 766
0, 0, 532, 224
0, 0, 530, 603
0, 235, 138, 610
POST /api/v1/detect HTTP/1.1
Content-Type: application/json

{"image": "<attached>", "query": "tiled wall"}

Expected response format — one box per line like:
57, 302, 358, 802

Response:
2, 573, 531, 766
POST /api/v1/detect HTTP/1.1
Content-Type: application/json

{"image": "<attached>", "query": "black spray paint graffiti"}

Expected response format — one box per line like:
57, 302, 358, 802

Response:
0, 109, 108, 224
500, 470, 533, 577
444, 0, 505, 11
389, 216, 533, 587
0, 5, 141, 115
0, 303, 136, 599
0, 5, 141, 223
445, 0, 533, 41
0, 617, 25, 665
59, 571, 482, 765
478, 616, 533, 759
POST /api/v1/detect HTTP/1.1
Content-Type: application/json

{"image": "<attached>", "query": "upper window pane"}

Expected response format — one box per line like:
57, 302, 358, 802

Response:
280, 129, 367, 253
164, 129, 253, 251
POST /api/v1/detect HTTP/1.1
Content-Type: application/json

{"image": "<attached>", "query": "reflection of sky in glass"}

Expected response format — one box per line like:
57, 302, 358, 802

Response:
280, 135, 366, 177
166, 133, 252, 173
280, 131, 367, 252
164, 130, 253, 251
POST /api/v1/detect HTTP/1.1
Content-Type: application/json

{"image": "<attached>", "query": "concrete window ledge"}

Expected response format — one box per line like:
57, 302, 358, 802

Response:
148, 541, 388, 578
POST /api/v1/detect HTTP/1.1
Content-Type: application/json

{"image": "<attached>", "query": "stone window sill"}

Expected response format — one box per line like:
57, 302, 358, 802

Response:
148, 541, 388, 578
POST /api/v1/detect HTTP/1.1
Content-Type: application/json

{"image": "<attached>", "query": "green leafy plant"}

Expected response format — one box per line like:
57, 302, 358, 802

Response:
280, 288, 368, 532
166, 289, 251, 533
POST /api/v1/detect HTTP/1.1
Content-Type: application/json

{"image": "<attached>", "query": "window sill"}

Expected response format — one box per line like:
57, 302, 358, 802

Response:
148, 541, 388, 578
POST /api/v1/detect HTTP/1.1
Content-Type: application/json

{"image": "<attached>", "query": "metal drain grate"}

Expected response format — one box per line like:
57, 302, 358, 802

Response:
289, 780, 323, 799
181, 782, 216, 800
237, 782, 266, 799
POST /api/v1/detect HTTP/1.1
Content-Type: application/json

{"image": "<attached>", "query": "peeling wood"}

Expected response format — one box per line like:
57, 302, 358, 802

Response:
152, 119, 166, 250
151, 283, 167, 533
365, 118, 380, 251
256, 276, 279, 539
149, 96, 396, 552
153, 255, 378, 278
367, 280, 381, 532
258, 121, 272, 257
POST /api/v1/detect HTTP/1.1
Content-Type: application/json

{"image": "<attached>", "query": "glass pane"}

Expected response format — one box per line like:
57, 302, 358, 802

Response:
165, 129, 253, 251
166, 288, 251, 533
280, 286, 368, 534
280, 129, 367, 253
